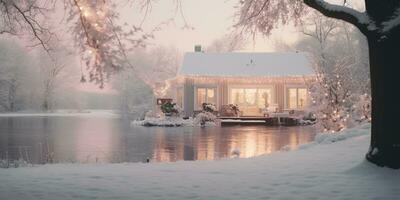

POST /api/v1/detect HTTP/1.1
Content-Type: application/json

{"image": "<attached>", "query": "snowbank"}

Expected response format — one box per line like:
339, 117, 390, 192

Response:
131, 117, 217, 127
1, 124, 399, 200
314, 123, 371, 144
131, 117, 194, 127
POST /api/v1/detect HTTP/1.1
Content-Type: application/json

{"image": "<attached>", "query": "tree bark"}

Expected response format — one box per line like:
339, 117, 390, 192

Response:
303, 0, 400, 169
365, 27, 400, 169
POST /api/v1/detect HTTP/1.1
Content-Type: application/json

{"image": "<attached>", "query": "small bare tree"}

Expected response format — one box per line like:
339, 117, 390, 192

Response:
0, 38, 30, 112
39, 53, 67, 111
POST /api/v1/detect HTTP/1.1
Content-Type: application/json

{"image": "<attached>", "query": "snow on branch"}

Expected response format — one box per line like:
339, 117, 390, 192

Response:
68, 0, 156, 88
382, 7, 400, 33
0, 0, 55, 52
235, 0, 376, 38
304, 0, 375, 34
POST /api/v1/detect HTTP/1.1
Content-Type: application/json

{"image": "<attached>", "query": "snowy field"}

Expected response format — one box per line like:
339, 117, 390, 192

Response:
0, 124, 399, 200
0, 110, 120, 118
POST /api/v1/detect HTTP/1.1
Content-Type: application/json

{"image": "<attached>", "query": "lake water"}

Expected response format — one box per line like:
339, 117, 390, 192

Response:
0, 115, 316, 164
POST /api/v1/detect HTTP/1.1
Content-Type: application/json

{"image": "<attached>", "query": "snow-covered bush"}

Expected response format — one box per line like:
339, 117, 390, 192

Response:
195, 103, 217, 126
132, 117, 193, 127
160, 102, 181, 116
194, 112, 217, 127
0, 159, 30, 169
202, 103, 217, 113
353, 93, 371, 123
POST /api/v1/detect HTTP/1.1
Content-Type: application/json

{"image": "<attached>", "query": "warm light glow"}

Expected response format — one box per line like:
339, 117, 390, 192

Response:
287, 87, 308, 109
230, 88, 273, 116
196, 87, 217, 109
172, 75, 316, 85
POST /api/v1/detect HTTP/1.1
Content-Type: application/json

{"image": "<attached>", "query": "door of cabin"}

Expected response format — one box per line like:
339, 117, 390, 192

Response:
229, 88, 273, 116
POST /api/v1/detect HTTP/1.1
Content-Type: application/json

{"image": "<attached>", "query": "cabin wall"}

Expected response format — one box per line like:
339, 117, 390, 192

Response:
183, 78, 194, 117
219, 80, 229, 107
275, 83, 285, 112
180, 76, 312, 117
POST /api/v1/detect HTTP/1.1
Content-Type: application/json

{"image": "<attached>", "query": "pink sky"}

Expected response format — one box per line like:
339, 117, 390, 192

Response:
35, 0, 364, 94
119, 0, 364, 53
76, 0, 365, 94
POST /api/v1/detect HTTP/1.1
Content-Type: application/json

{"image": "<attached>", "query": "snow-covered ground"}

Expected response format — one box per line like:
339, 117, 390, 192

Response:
0, 110, 120, 118
131, 117, 217, 127
131, 117, 195, 127
1, 124, 399, 200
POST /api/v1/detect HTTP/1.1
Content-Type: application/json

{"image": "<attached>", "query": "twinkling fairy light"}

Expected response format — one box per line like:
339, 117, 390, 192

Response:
69, 0, 152, 88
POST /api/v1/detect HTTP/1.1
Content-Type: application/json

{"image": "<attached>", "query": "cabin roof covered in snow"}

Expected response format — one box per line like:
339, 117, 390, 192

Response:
178, 52, 314, 77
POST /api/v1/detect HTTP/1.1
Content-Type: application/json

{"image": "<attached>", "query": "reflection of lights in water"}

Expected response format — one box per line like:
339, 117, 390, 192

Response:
153, 133, 171, 162
75, 119, 116, 163
90, 126, 316, 163
153, 132, 184, 162
289, 132, 299, 150
2, 118, 317, 164
243, 133, 257, 158
195, 134, 216, 160
150, 126, 316, 162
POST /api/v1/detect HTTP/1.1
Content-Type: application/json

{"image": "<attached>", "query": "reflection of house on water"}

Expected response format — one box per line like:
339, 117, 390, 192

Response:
0, 117, 316, 164
151, 126, 316, 162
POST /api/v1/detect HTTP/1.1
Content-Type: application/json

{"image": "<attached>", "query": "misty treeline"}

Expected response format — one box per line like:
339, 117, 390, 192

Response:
0, 0, 193, 91
111, 35, 247, 120
112, 46, 182, 119
0, 35, 185, 114
0, 38, 85, 112
276, 12, 371, 132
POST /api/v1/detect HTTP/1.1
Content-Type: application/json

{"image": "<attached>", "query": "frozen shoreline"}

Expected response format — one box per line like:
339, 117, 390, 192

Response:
0, 109, 120, 118
131, 117, 217, 127
1, 123, 399, 200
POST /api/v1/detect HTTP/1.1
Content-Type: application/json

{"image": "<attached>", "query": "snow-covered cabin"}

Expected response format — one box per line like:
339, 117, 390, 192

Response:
170, 50, 315, 117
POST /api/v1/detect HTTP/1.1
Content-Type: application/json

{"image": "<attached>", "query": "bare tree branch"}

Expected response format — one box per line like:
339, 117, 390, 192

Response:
303, 0, 373, 35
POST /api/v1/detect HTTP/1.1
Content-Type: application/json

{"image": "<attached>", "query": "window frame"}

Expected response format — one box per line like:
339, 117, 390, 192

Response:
194, 85, 218, 110
176, 87, 184, 108
284, 86, 308, 110
228, 84, 275, 107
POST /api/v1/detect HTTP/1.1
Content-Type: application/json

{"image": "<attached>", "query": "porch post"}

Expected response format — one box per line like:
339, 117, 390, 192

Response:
184, 78, 195, 118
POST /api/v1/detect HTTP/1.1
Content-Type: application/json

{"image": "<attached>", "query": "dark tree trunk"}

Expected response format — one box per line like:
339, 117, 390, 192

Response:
42, 99, 49, 111
304, 0, 400, 169
365, 27, 400, 169
8, 79, 17, 112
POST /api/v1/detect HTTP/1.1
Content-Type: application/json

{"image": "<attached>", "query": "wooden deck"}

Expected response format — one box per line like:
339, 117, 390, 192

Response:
218, 116, 299, 126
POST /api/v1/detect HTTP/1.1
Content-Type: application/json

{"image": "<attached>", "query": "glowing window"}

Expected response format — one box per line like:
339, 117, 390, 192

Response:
287, 88, 308, 109
196, 88, 216, 109
298, 89, 308, 109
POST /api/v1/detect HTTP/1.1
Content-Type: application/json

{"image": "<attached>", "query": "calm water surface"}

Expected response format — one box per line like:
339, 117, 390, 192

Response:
0, 116, 316, 164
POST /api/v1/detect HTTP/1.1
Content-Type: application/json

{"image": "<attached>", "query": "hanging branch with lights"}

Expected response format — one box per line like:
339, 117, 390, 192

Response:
68, 0, 154, 88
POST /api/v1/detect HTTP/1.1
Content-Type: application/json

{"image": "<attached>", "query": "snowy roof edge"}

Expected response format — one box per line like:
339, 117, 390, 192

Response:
178, 52, 315, 77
